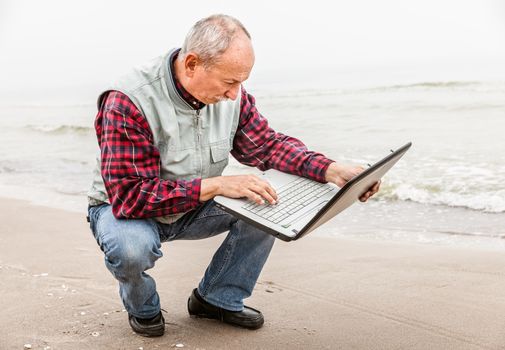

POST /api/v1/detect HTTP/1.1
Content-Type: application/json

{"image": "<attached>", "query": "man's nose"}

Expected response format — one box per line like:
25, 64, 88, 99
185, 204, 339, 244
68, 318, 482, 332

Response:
224, 84, 240, 100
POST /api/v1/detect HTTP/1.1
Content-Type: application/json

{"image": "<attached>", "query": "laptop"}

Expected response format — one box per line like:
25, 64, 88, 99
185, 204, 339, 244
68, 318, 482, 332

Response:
214, 142, 412, 242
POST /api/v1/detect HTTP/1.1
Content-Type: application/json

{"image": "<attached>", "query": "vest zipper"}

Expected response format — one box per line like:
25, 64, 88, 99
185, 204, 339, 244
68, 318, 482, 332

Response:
195, 109, 203, 176
196, 109, 201, 144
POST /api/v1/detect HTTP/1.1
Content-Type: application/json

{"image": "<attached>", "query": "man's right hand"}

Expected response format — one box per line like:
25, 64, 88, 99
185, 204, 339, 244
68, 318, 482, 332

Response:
199, 175, 278, 205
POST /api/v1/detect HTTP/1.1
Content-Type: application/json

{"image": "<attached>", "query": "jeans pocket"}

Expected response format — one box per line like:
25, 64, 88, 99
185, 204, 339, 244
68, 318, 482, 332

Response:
88, 204, 106, 237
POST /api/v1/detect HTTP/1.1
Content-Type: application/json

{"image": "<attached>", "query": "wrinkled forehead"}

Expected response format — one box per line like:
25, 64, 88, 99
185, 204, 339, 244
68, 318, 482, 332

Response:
209, 37, 255, 80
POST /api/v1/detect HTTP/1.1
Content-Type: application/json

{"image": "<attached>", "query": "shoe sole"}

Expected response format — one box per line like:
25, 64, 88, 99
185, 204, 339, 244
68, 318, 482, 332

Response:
189, 311, 263, 330
129, 316, 165, 337
187, 292, 264, 330
133, 330, 165, 337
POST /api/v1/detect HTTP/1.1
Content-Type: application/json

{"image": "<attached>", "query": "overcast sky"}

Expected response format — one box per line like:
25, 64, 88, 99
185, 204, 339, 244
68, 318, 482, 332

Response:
1, 0, 504, 102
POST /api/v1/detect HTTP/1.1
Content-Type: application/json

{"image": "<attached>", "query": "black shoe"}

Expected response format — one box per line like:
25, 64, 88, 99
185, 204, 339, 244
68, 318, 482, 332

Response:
128, 311, 165, 337
187, 288, 264, 330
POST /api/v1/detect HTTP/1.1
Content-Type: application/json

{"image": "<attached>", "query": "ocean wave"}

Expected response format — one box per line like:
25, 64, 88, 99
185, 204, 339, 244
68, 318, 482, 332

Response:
0, 165, 16, 174
255, 80, 505, 99
54, 188, 88, 196
434, 230, 505, 239
380, 81, 481, 89
25, 124, 93, 135
1, 102, 95, 108
377, 183, 505, 213
382, 80, 505, 95
359, 80, 505, 95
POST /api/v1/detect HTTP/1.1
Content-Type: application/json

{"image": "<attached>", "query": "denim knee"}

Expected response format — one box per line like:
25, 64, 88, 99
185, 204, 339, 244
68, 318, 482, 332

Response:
105, 236, 162, 279
92, 206, 163, 280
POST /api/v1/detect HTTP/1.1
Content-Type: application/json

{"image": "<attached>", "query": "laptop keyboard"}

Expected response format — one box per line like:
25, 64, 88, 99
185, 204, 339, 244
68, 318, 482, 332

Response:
242, 177, 333, 225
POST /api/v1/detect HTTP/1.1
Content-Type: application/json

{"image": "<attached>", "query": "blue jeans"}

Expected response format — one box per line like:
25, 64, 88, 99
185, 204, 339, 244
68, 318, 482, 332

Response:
87, 200, 275, 319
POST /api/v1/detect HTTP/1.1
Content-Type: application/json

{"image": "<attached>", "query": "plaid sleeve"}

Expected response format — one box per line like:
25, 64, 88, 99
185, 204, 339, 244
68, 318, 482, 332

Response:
231, 87, 335, 183
95, 91, 201, 219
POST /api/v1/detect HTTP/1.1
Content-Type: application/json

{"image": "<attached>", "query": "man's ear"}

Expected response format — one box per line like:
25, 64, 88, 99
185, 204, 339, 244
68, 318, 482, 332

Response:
184, 53, 199, 78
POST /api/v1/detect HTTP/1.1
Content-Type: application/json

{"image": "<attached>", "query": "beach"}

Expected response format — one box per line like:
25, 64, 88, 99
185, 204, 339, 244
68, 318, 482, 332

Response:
0, 73, 504, 350
2, 2, 505, 348
2, 198, 505, 350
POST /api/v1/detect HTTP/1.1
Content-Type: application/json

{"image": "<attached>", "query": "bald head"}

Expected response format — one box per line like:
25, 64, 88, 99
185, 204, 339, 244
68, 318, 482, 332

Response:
179, 14, 252, 68
175, 15, 255, 104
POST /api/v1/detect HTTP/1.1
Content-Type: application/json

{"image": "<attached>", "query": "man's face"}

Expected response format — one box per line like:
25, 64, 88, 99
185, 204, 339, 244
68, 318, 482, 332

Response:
183, 34, 255, 104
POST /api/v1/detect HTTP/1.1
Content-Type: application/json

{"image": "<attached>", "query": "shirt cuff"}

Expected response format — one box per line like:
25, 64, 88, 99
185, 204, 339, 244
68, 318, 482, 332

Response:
184, 177, 202, 208
310, 158, 336, 183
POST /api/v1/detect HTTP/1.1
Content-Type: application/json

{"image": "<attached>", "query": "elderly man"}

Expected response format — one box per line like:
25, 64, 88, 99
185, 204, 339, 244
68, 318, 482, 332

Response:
87, 14, 379, 337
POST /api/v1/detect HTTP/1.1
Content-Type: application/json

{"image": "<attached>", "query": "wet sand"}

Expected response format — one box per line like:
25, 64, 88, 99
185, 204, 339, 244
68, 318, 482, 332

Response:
1, 198, 505, 349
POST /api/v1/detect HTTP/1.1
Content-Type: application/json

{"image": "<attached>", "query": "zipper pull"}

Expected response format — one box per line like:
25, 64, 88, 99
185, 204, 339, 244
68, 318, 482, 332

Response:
194, 109, 199, 128
196, 109, 201, 143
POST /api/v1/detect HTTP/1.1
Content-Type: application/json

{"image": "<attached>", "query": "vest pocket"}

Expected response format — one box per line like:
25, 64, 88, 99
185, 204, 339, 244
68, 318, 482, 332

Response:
209, 140, 230, 177
210, 140, 230, 162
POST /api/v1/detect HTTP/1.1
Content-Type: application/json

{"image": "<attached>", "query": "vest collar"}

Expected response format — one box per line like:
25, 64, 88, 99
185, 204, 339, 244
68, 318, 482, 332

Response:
164, 48, 203, 112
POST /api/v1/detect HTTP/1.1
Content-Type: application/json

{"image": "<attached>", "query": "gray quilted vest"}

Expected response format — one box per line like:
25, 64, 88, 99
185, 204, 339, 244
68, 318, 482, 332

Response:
87, 48, 241, 223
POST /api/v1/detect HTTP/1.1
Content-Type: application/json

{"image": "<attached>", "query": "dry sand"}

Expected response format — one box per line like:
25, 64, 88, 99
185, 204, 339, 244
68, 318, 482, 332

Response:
1, 198, 505, 350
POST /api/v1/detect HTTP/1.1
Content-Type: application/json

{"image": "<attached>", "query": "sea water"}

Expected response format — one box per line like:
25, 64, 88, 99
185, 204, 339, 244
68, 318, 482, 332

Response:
0, 80, 503, 247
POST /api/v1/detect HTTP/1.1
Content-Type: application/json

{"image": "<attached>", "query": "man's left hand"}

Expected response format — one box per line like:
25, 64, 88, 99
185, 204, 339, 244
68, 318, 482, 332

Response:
324, 162, 381, 202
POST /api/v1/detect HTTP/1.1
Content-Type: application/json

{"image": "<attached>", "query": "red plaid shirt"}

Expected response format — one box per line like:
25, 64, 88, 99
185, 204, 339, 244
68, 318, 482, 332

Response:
95, 63, 334, 219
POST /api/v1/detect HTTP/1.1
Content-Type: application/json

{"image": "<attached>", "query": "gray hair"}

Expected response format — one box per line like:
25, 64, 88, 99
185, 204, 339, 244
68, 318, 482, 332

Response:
179, 14, 251, 68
